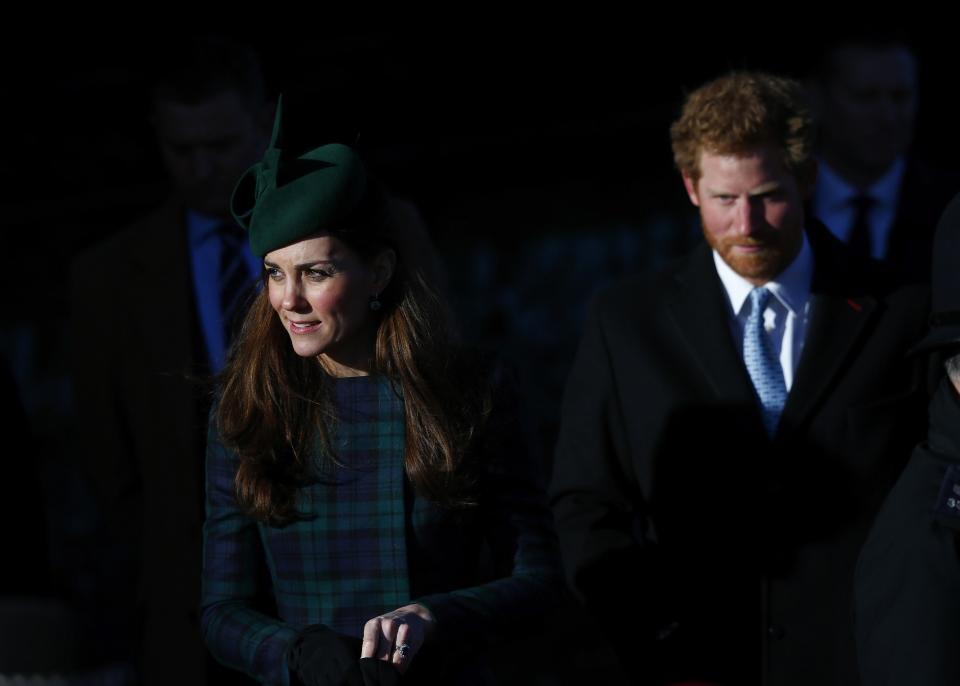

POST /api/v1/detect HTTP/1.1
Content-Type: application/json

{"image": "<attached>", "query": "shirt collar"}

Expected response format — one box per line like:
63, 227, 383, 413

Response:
713, 230, 813, 317
815, 156, 906, 212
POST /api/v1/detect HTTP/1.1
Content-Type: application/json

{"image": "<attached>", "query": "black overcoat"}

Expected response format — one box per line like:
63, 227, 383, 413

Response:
551, 221, 931, 685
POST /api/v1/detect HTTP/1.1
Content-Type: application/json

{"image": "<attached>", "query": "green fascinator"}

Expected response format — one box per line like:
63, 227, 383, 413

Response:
230, 93, 369, 257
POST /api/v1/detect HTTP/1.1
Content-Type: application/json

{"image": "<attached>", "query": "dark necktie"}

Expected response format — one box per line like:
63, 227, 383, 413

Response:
848, 194, 875, 258
218, 222, 254, 350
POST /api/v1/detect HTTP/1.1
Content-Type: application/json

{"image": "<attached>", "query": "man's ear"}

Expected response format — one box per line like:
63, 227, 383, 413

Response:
371, 248, 397, 294
682, 172, 701, 207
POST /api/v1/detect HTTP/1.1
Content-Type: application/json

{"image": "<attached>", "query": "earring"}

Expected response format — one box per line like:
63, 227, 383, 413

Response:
369, 294, 382, 312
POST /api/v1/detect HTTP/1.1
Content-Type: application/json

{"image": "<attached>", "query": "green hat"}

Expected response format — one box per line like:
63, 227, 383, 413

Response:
230, 94, 369, 257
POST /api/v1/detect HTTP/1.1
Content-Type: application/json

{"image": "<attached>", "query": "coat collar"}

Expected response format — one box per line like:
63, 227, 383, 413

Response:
129, 200, 206, 379
780, 220, 879, 433
664, 220, 880, 438
665, 242, 760, 413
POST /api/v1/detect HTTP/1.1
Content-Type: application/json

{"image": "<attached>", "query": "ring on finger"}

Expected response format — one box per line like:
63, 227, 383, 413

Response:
394, 643, 410, 659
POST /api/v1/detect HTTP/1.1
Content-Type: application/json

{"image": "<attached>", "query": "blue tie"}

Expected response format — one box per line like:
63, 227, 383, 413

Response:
743, 287, 787, 437
218, 223, 255, 350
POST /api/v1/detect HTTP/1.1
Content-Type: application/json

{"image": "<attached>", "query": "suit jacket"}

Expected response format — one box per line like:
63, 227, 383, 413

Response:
70, 200, 212, 686
550, 222, 931, 686
854, 378, 960, 686
811, 156, 959, 284
885, 157, 960, 284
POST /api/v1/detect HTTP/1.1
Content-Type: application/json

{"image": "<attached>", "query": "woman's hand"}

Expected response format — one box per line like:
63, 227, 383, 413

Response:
360, 603, 435, 674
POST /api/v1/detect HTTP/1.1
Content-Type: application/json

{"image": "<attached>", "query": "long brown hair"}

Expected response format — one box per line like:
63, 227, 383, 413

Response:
215, 215, 488, 526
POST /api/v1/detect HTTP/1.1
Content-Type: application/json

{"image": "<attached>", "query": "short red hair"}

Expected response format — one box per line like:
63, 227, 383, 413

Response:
670, 71, 816, 187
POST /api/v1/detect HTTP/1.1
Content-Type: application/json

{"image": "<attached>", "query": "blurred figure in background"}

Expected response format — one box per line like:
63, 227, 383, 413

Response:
807, 33, 958, 282
68, 36, 271, 685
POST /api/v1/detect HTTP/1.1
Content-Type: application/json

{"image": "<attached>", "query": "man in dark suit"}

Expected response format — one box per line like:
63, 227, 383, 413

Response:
807, 35, 958, 282
854, 192, 960, 686
68, 37, 270, 686
550, 71, 931, 685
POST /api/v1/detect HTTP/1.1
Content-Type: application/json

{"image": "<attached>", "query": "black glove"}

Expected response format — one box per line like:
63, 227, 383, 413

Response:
359, 657, 403, 686
287, 624, 364, 686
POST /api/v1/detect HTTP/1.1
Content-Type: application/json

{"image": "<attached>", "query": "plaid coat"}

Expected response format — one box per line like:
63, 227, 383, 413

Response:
201, 373, 561, 685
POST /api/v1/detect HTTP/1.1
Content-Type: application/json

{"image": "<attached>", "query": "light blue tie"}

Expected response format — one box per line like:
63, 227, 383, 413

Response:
743, 287, 787, 437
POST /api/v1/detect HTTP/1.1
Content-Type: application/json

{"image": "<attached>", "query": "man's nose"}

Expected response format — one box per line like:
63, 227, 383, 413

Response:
736, 197, 764, 236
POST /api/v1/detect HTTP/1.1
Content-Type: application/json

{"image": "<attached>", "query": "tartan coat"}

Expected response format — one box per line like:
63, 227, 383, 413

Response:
201, 373, 562, 686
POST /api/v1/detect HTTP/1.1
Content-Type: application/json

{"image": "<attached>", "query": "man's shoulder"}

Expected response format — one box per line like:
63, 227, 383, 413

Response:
591, 246, 708, 319
808, 220, 929, 308
71, 201, 186, 284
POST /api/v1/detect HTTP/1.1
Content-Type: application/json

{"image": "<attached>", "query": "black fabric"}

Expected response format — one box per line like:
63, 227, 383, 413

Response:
551, 221, 932, 685
359, 658, 402, 686
884, 157, 960, 284
285, 625, 407, 686
855, 378, 960, 685
286, 625, 365, 686
847, 193, 874, 259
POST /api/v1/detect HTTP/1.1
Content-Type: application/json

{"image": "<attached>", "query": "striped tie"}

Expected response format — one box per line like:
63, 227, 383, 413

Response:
848, 194, 874, 258
743, 287, 787, 437
218, 223, 254, 351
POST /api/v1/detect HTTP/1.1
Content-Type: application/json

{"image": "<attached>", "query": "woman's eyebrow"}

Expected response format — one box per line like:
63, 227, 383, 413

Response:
295, 260, 336, 269
262, 259, 336, 269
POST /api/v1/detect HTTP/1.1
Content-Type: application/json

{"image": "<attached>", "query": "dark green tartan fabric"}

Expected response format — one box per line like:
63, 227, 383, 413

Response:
201, 373, 561, 685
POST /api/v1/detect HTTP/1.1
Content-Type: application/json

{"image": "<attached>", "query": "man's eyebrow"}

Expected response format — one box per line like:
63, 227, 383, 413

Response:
703, 182, 782, 197
748, 182, 781, 196
704, 186, 737, 196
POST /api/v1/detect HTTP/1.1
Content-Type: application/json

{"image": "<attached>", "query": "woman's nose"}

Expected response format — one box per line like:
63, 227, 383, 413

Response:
282, 280, 306, 311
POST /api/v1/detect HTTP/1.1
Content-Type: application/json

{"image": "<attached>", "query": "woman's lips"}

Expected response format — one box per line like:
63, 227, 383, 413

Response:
288, 320, 321, 334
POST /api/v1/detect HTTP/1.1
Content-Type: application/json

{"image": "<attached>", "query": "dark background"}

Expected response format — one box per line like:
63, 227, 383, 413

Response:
6, 26, 957, 423
0, 24, 956, 682
5, 26, 958, 290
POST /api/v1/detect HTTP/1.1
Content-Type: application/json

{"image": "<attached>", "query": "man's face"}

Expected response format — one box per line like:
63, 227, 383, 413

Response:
819, 45, 917, 178
683, 145, 806, 285
153, 89, 268, 217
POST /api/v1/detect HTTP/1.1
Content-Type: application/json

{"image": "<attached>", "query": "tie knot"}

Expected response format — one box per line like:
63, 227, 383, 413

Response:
749, 286, 772, 312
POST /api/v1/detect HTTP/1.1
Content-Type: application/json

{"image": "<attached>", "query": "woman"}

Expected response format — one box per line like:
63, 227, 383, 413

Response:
200, 101, 560, 686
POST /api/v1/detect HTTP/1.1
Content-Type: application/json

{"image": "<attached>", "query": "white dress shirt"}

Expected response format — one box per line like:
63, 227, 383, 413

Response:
712, 232, 814, 391
813, 157, 906, 260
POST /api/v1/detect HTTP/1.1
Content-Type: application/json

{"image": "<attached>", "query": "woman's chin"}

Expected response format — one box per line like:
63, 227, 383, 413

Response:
287, 338, 326, 359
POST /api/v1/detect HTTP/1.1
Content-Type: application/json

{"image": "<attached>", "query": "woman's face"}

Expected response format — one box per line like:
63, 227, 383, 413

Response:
264, 235, 392, 376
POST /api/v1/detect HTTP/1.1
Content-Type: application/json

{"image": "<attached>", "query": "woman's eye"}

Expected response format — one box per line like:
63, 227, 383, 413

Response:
306, 268, 332, 281
264, 267, 283, 281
